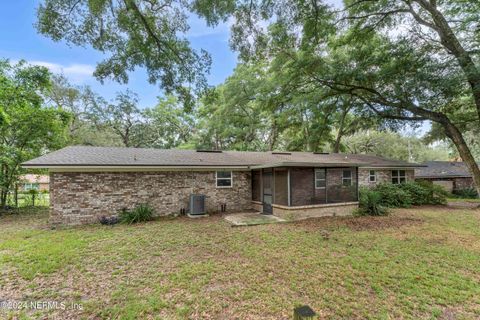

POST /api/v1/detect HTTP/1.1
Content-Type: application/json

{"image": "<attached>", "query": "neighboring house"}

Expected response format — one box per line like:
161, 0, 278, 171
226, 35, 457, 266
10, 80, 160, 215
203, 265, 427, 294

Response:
18, 174, 50, 192
415, 161, 474, 192
22, 146, 421, 226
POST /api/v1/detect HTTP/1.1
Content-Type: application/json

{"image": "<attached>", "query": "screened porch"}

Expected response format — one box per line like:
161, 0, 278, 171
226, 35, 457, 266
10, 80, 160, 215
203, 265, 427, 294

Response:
251, 166, 359, 214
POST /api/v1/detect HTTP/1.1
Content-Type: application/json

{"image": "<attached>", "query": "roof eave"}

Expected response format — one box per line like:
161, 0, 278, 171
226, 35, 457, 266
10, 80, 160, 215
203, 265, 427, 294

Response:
249, 162, 363, 170
361, 165, 427, 169
21, 164, 252, 171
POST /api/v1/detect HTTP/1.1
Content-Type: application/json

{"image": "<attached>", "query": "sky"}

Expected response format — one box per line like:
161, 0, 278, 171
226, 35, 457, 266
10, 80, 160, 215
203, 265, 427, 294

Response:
0, 1, 238, 109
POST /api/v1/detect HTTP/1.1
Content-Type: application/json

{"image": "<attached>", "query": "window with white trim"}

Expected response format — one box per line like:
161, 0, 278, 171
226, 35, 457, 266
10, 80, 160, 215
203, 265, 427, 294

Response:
24, 183, 39, 191
315, 169, 326, 189
369, 170, 376, 183
342, 170, 352, 186
392, 170, 406, 184
216, 171, 232, 188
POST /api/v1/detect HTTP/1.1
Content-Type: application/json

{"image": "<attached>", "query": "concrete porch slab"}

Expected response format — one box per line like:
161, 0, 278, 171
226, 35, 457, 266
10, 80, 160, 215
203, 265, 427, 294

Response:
224, 211, 286, 226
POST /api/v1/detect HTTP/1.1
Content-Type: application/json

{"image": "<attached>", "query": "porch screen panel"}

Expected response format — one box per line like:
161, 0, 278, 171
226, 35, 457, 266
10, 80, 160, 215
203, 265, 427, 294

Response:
252, 170, 261, 202
274, 168, 288, 206
326, 167, 358, 203
313, 168, 327, 204
290, 168, 314, 206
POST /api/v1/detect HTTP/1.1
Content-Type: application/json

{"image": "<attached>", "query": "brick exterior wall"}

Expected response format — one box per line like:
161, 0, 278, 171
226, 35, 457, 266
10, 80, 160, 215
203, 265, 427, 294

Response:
454, 177, 474, 190
416, 177, 474, 191
50, 171, 251, 226
358, 169, 415, 187
272, 202, 358, 220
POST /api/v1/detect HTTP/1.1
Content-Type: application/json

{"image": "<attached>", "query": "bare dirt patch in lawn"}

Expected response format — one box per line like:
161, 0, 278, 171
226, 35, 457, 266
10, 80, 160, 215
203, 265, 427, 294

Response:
290, 211, 424, 232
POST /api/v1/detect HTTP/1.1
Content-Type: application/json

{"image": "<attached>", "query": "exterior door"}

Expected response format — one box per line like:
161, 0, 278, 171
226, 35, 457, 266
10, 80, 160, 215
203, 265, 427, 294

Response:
262, 170, 273, 214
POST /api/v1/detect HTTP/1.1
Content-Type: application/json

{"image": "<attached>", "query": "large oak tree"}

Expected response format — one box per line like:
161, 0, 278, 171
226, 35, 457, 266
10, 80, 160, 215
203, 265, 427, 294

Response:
36, 0, 213, 107
197, 0, 480, 195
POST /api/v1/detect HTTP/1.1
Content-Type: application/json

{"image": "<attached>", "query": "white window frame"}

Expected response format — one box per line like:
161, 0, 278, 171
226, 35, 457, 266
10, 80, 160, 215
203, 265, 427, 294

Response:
369, 170, 376, 183
216, 171, 233, 188
392, 170, 406, 184
342, 170, 352, 187
315, 169, 326, 189
24, 183, 39, 191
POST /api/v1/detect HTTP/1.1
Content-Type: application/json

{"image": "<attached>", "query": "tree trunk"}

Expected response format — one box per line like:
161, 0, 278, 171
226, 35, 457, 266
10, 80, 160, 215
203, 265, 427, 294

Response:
0, 190, 7, 208
443, 122, 480, 197
14, 184, 18, 208
333, 130, 343, 153
413, 0, 480, 121
333, 108, 348, 153
269, 119, 277, 151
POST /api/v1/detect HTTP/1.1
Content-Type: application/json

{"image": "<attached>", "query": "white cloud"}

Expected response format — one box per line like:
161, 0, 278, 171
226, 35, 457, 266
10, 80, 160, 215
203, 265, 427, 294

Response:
23, 60, 96, 84
186, 14, 232, 38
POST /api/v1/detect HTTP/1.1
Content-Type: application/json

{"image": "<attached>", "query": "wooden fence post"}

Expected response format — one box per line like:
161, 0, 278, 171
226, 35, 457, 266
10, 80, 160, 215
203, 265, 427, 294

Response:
293, 305, 317, 320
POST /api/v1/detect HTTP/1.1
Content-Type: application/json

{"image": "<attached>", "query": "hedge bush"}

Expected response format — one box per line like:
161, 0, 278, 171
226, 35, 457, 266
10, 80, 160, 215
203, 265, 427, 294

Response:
397, 182, 430, 205
357, 188, 389, 216
415, 180, 449, 205
358, 181, 449, 215
452, 187, 478, 199
372, 183, 412, 208
119, 204, 155, 224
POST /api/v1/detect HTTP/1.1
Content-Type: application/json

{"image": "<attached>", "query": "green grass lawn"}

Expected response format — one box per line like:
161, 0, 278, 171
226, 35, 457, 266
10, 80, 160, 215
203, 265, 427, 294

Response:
0, 206, 480, 319
448, 197, 480, 203
6, 192, 50, 207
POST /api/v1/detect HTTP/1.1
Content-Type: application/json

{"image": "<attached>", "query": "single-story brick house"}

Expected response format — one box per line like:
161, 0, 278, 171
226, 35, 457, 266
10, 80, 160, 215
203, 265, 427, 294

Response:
23, 146, 422, 226
415, 161, 475, 192
18, 174, 50, 192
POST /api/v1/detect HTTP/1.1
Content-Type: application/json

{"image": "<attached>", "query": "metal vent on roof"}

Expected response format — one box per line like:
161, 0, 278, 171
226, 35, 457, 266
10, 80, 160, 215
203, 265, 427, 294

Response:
196, 149, 223, 153
271, 152, 291, 155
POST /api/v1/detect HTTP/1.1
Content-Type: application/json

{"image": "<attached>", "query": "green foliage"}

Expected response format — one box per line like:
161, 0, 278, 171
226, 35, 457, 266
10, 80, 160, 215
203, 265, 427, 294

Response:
88, 89, 149, 147
119, 204, 154, 224
372, 183, 413, 208
142, 95, 196, 149
343, 130, 451, 163
366, 181, 449, 209
36, 0, 211, 107
195, 0, 480, 189
49, 76, 195, 149
414, 181, 449, 205
452, 188, 479, 199
357, 188, 389, 216
48, 75, 124, 147
397, 182, 431, 206
0, 60, 70, 206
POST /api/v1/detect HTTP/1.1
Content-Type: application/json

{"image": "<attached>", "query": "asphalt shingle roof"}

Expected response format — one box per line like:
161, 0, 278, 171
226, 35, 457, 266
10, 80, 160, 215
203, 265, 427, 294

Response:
22, 146, 422, 168
415, 161, 473, 178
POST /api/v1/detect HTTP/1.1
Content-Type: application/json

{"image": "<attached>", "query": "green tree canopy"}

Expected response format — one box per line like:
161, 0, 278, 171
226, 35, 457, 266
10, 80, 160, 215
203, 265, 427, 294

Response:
36, 0, 214, 107
142, 95, 196, 149
343, 130, 451, 163
194, 0, 480, 194
0, 60, 70, 206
